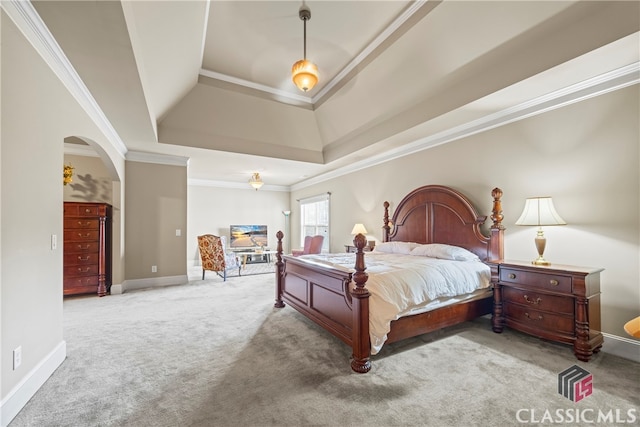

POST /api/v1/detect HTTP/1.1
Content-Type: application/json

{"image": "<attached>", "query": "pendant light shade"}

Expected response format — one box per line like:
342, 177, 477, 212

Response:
292, 5, 318, 92
292, 59, 318, 92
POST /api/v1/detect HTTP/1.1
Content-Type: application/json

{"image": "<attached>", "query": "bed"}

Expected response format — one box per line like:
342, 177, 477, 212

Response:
273, 185, 505, 373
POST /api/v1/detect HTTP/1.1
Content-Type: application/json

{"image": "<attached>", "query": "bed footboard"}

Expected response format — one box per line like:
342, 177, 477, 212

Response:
274, 232, 372, 373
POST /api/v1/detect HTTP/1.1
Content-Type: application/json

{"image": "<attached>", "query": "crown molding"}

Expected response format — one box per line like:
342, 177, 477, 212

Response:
2, 0, 128, 159
188, 178, 290, 192
126, 151, 190, 167
292, 62, 640, 191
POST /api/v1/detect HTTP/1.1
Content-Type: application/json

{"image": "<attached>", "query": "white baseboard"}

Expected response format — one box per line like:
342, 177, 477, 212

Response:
1, 340, 66, 427
120, 275, 188, 293
601, 332, 640, 363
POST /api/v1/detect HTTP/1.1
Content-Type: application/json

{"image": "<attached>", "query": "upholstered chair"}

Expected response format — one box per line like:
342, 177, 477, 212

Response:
291, 235, 324, 256
197, 234, 241, 281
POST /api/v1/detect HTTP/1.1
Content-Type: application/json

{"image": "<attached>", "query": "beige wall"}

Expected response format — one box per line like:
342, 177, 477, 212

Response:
291, 85, 639, 340
125, 161, 187, 279
1, 12, 125, 404
188, 186, 290, 264
63, 153, 113, 204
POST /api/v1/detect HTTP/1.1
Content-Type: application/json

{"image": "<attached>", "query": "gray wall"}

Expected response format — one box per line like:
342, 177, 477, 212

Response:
125, 161, 187, 279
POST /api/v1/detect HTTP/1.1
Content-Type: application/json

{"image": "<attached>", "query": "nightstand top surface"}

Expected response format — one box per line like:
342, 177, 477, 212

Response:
488, 259, 604, 275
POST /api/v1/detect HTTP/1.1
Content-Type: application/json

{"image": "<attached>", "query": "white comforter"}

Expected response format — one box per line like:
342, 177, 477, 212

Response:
298, 252, 491, 354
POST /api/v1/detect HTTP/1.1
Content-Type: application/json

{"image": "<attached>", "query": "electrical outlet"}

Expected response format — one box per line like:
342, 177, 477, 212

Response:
175, 229, 181, 237
151, 265, 157, 273
13, 346, 22, 370
51, 234, 57, 250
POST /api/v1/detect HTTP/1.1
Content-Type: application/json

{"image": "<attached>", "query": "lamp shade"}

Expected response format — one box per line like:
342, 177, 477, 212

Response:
351, 223, 368, 235
515, 197, 566, 226
292, 59, 318, 92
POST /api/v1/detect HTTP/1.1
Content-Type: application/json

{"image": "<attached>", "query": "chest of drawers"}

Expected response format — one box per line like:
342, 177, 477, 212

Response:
63, 202, 112, 296
490, 260, 603, 362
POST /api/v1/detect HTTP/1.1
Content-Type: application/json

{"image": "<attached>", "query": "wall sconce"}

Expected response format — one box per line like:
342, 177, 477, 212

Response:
63, 164, 74, 186
515, 196, 566, 265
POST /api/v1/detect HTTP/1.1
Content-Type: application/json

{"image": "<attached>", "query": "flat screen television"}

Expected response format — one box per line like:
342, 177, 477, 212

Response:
229, 225, 268, 248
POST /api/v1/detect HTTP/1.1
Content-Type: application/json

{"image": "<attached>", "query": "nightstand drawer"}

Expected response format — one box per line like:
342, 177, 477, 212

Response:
504, 304, 574, 334
502, 287, 573, 315
500, 268, 571, 293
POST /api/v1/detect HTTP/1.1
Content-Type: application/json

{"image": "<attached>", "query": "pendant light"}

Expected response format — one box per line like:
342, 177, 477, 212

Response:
291, 5, 318, 92
249, 172, 264, 190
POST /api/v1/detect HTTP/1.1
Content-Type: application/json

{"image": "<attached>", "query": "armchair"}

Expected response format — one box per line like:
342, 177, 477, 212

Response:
197, 234, 241, 281
291, 235, 324, 256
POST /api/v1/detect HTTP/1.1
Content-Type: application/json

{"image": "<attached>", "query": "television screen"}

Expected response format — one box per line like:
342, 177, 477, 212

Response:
229, 225, 268, 248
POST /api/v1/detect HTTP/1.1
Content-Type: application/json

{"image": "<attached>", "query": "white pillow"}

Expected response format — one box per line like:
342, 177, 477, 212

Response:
410, 243, 480, 261
374, 241, 419, 255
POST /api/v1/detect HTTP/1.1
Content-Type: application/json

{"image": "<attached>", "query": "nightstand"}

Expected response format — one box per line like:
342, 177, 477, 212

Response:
491, 260, 604, 362
344, 244, 374, 253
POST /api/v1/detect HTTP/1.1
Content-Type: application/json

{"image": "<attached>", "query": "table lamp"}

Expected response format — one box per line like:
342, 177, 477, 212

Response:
515, 196, 566, 265
351, 223, 368, 236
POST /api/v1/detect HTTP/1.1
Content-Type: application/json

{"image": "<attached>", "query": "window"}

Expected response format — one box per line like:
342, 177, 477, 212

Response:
299, 193, 330, 252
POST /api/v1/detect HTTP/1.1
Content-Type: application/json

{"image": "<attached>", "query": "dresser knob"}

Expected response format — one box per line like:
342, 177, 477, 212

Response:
523, 295, 541, 305
508, 273, 516, 279
525, 312, 543, 321
550, 279, 559, 286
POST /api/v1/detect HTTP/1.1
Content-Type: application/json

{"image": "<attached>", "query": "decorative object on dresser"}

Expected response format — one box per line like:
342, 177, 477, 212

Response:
515, 196, 566, 265
275, 185, 505, 373
63, 202, 112, 296
491, 260, 603, 362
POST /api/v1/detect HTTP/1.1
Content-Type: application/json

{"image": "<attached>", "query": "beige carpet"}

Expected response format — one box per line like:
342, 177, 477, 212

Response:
9, 269, 639, 426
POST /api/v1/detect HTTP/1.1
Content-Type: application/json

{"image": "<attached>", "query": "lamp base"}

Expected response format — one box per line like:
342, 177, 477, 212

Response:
532, 230, 550, 266
532, 256, 550, 266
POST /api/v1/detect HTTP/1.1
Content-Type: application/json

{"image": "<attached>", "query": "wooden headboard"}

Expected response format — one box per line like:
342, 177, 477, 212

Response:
382, 185, 504, 261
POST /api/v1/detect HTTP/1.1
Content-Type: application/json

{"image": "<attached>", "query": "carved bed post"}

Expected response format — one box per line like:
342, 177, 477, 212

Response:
489, 187, 505, 261
274, 230, 285, 308
489, 188, 505, 333
382, 201, 391, 242
350, 233, 372, 373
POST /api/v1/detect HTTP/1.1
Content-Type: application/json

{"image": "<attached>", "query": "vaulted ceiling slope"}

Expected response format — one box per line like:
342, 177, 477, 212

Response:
30, 1, 640, 187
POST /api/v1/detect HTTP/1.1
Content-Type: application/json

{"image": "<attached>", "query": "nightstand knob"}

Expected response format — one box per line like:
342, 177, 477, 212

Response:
508, 273, 516, 279
549, 279, 559, 286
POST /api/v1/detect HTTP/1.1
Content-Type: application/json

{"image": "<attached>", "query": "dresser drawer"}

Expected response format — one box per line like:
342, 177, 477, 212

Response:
64, 264, 100, 277
64, 241, 100, 253
502, 287, 573, 316
504, 303, 574, 334
500, 268, 571, 293
64, 252, 99, 266
64, 218, 99, 229
63, 276, 99, 295
64, 229, 100, 242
